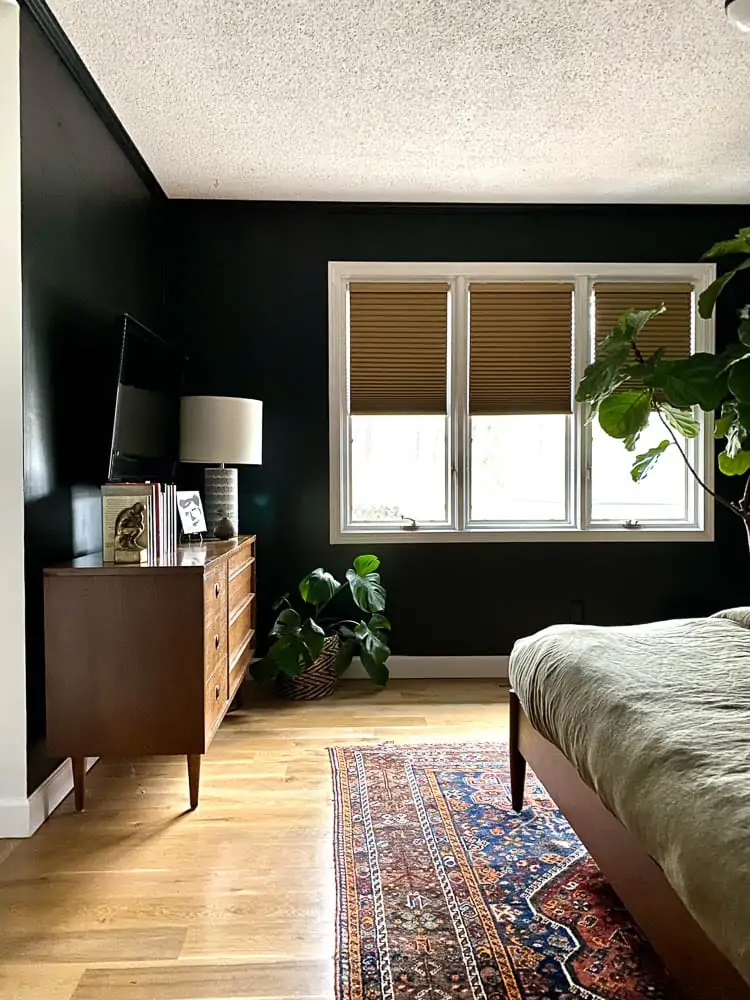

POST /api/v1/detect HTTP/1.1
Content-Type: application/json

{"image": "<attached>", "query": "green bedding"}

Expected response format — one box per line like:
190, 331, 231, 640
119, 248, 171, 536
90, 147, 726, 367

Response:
509, 611, 750, 984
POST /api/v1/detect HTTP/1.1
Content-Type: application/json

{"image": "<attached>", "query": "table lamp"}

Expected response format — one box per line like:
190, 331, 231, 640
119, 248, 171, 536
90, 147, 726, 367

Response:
180, 395, 263, 538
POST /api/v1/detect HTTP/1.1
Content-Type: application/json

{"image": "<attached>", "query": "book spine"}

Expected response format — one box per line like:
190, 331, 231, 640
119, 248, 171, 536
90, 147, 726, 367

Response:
169, 485, 176, 554
101, 495, 115, 562
171, 485, 177, 551
158, 484, 164, 561
148, 493, 155, 562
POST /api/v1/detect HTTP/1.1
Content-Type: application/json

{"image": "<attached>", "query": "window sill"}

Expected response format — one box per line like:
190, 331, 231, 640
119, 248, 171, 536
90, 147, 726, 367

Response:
331, 526, 713, 544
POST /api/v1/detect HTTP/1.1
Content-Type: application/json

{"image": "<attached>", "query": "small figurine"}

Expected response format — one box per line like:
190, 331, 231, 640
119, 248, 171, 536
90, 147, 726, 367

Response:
114, 502, 147, 564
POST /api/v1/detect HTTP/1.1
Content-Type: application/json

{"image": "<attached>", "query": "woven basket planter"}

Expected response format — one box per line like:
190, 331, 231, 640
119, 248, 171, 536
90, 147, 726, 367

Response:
276, 635, 339, 701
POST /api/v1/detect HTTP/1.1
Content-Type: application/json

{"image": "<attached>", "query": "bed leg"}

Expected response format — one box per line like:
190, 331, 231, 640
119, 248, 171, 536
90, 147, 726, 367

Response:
509, 689, 527, 812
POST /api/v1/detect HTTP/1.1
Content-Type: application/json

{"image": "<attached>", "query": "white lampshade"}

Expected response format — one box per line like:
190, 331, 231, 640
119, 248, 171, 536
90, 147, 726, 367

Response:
180, 395, 263, 465
727, 0, 750, 31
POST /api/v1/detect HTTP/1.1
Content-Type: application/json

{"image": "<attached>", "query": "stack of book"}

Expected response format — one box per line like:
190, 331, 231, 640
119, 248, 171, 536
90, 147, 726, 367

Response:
101, 483, 178, 563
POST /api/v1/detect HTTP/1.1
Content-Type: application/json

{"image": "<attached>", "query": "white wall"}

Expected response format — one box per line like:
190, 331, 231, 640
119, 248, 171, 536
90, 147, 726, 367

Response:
0, 0, 29, 837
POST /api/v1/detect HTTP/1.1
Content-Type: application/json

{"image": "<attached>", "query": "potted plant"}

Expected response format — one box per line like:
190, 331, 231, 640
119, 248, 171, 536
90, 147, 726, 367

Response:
576, 227, 750, 550
250, 554, 391, 699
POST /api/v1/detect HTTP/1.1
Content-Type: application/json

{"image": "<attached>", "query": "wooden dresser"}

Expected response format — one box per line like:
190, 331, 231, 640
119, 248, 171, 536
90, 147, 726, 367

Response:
44, 536, 256, 811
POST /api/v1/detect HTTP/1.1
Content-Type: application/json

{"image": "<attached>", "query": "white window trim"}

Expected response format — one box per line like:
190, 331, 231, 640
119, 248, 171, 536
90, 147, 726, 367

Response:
329, 261, 716, 544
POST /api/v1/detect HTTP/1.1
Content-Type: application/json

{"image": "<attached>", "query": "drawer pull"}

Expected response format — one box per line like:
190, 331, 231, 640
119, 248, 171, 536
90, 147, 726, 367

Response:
214, 634, 220, 650
215, 684, 221, 701
215, 582, 221, 598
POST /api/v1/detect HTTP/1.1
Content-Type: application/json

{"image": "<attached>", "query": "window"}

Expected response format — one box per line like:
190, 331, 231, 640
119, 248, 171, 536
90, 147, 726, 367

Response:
329, 262, 715, 543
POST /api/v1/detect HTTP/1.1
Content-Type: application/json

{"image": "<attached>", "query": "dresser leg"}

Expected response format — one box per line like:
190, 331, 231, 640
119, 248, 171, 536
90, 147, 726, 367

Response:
187, 754, 201, 810
72, 757, 85, 811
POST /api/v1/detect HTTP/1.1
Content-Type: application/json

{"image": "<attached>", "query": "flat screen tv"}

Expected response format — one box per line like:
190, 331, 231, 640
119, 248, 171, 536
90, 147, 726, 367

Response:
108, 315, 186, 483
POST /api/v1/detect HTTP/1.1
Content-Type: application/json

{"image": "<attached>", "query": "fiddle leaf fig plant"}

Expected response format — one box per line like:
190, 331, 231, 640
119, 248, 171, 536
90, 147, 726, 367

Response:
575, 227, 750, 548
250, 554, 391, 686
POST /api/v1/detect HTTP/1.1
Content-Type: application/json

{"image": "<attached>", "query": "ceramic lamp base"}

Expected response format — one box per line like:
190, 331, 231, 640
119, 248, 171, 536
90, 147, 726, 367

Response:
204, 466, 238, 538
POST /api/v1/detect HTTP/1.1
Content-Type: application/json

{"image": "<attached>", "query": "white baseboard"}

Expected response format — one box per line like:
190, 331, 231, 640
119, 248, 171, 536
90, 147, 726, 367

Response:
346, 655, 509, 680
0, 756, 97, 839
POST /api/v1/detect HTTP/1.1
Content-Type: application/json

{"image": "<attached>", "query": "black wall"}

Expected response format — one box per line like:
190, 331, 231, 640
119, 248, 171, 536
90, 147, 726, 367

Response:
167, 201, 750, 656
20, 8, 163, 790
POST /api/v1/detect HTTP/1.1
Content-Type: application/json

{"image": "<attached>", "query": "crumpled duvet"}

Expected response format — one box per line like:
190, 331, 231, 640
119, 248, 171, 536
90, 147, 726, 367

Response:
509, 611, 750, 984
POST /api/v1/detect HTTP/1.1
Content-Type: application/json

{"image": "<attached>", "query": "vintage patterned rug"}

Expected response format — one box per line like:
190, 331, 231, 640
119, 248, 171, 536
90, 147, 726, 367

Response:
329, 742, 680, 1000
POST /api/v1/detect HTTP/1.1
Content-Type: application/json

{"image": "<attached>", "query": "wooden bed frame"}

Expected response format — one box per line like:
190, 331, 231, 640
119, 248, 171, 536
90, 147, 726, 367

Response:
509, 691, 750, 1000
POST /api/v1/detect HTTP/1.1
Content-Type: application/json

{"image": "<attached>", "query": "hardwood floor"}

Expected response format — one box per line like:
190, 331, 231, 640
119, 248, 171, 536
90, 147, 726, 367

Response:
0, 679, 509, 1000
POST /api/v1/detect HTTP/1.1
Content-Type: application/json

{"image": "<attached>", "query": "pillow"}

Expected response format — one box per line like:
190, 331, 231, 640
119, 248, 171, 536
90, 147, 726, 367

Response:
711, 607, 750, 629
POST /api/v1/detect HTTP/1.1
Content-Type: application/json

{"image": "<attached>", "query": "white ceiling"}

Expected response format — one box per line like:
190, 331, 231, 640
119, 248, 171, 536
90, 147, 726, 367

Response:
48, 0, 750, 203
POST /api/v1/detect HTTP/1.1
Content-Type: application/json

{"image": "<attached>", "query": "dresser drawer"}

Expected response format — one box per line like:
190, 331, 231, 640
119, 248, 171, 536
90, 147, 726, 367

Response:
204, 610, 228, 679
204, 565, 228, 618
229, 595, 254, 657
205, 663, 228, 736
229, 636, 254, 697
228, 540, 253, 576
228, 556, 254, 613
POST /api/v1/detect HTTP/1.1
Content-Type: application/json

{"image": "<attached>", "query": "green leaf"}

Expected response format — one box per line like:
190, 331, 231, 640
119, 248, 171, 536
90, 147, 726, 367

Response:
737, 404, 750, 433
353, 620, 390, 686
354, 620, 390, 662
699, 259, 750, 319
300, 617, 325, 663
702, 236, 750, 259
299, 568, 340, 607
729, 358, 750, 404
575, 356, 629, 407
369, 613, 391, 631
272, 594, 291, 612
267, 609, 326, 676
270, 607, 302, 637
739, 316, 750, 347
598, 391, 651, 440
250, 657, 279, 682
346, 567, 386, 613
726, 420, 747, 458
635, 348, 667, 381
353, 554, 380, 575
619, 305, 666, 340
576, 308, 667, 413
718, 449, 750, 476
266, 634, 307, 676
718, 342, 750, 373
334, 639, 357, 677
630, 440, 670, 482
649, 354, 728, 410
623, 432, 641, 452
715, 414, 733, 439
359, 649, 389, 686
659, 403, 699, 439
575, 323, 635, 407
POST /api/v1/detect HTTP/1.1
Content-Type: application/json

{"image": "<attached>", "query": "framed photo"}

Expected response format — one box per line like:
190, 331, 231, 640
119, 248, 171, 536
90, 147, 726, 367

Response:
177, 491, 207, 535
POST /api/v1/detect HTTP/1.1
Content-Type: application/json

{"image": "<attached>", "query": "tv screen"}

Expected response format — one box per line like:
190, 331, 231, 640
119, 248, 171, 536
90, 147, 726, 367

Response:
109, 316, 185, 483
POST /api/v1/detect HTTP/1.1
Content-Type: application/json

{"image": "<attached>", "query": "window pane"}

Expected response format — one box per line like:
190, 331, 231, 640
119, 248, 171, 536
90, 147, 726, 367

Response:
591, 415, 690, 523
470, 415, 568, 522
351, 415, 447, 523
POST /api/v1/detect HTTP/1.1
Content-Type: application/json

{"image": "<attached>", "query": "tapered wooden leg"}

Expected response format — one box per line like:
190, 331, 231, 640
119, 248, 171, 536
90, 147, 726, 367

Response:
72, 756, 85, 812
509, 691, 527, 812
187, 754, 201, 810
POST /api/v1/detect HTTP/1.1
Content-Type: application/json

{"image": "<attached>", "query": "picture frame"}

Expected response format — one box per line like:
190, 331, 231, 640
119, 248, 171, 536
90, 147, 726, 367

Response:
176, 491, 207, 536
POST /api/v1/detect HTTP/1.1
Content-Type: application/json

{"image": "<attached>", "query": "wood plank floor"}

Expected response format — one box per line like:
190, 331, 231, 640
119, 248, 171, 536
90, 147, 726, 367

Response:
0, 680, 509, 1000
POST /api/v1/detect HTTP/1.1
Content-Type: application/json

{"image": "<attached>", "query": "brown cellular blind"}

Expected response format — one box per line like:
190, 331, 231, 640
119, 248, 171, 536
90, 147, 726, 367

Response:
469, 282, 574, 415
594, 282, 694, 363
348, 282, 449, 414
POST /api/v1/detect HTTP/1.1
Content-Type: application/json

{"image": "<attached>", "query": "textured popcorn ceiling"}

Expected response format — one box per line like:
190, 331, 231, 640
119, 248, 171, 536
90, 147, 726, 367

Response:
48, 0, 750, 202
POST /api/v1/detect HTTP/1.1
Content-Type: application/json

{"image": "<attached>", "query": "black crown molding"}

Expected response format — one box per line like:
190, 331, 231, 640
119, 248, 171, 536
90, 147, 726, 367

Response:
20, 0, 167, 201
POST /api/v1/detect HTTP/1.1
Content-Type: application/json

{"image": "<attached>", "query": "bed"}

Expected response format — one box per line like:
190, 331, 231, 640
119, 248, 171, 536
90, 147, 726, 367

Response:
508, 611, 750, 1000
